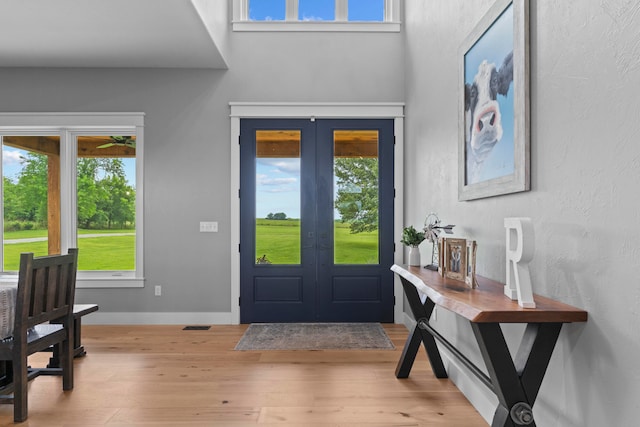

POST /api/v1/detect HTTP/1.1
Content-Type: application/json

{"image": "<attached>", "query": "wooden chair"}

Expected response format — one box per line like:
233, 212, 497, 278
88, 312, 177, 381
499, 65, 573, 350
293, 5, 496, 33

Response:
0, 248, 78, 422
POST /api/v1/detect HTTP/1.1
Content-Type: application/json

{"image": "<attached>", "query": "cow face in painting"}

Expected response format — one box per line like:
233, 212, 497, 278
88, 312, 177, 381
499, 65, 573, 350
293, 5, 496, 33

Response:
465, 51, 513, 184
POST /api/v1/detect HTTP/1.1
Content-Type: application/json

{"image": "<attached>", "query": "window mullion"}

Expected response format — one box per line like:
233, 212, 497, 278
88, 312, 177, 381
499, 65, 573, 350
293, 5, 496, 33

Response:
237, 0, 248, 21
385, 0, 398, 22
59, 130, 77, 255
336, 0, 348, 21
286, 0, 298, 21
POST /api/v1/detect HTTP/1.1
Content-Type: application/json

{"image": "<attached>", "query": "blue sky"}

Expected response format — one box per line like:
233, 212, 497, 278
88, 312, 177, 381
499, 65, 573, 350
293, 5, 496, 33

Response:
1, 148, 23, 181
256, 158, 349, 220
256, 158, 300, 219
249, 0, 384, 21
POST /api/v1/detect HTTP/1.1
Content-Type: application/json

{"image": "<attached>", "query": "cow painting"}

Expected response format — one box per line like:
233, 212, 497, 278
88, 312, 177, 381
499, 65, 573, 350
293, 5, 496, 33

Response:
465, 51, 514, 184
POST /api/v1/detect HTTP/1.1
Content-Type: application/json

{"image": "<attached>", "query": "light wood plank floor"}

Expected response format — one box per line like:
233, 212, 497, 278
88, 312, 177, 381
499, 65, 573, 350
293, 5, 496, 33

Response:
0, 324, 487, 426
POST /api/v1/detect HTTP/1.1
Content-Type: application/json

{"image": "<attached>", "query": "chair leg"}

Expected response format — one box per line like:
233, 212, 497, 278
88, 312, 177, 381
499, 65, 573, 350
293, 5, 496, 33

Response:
13, 352, 29, 422
62, 328, 74, 390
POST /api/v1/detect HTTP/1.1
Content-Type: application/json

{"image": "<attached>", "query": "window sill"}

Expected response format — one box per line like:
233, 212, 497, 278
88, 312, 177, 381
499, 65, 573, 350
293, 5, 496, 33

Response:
76, 276, 145, 289
1, 275, 145, 289
233, 21, 400, 32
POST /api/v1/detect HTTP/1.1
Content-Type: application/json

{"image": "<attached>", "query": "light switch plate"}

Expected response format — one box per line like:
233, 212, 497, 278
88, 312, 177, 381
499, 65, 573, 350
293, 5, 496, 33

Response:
200, 221, 218, 232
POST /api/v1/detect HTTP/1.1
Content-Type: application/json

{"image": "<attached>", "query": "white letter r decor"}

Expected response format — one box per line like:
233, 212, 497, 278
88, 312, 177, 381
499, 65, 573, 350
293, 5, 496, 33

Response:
504, 217, 536, 308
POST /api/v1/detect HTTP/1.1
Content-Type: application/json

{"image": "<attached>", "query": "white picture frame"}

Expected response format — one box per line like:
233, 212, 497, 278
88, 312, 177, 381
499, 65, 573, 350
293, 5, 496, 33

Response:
458, 0, 530, 201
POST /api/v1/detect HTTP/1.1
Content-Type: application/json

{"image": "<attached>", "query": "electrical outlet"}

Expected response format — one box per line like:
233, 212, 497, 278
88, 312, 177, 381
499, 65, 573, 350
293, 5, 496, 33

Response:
154, 285, 161, 296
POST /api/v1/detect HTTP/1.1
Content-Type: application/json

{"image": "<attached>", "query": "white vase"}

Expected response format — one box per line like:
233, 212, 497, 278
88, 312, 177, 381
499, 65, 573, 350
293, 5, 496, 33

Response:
408, 246, 421, 266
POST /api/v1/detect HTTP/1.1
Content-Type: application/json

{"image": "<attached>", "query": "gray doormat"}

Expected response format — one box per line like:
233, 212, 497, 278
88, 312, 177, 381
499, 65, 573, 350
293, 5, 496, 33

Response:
235, 323, 395, 350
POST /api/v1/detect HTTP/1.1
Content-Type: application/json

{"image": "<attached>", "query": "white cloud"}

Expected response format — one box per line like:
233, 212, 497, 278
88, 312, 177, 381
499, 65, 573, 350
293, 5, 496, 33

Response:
301, 15, 325, 21
258, 176, 298, 186
2, 150, 23, 166
263, 187, 294, 194
256, 159, 300, 196
257, 158, 300, 174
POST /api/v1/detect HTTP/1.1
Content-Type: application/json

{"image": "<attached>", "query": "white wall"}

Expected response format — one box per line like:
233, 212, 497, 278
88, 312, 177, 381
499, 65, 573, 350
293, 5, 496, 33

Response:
0, 18, 404, 323
404, 0, 640, 425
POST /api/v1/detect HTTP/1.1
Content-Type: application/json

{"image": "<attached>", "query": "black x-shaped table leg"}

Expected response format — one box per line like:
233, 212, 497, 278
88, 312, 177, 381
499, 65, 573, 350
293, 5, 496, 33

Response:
395, 277, 447, 379
471, 322, 562, 427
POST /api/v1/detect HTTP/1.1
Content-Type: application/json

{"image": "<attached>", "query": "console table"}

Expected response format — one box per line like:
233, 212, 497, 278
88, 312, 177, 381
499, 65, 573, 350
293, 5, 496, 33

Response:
391, 264, 587, 427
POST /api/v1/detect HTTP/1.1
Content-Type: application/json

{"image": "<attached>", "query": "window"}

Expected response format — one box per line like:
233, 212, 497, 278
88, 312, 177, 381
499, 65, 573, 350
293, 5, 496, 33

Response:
75, 134, 137, 272
0, 113, 144, 288
234, 0, 400, 32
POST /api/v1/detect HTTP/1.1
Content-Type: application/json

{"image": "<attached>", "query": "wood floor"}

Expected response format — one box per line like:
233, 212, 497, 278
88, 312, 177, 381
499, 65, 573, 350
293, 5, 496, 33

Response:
0, 324, 487, 426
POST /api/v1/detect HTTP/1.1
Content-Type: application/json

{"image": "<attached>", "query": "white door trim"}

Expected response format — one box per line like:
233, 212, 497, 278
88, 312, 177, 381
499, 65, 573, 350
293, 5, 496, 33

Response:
229, 102, 404, 324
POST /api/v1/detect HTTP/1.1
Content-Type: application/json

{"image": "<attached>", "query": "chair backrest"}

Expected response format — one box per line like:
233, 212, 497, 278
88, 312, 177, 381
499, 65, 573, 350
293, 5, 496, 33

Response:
15, 248, 78, 332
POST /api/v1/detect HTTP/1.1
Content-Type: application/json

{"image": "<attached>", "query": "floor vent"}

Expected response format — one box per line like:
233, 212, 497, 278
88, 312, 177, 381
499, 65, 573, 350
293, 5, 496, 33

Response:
183, 325, 211, 330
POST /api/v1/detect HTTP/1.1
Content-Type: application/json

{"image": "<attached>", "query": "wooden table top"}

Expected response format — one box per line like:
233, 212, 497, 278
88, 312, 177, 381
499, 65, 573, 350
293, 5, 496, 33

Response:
392, 264, 588, 323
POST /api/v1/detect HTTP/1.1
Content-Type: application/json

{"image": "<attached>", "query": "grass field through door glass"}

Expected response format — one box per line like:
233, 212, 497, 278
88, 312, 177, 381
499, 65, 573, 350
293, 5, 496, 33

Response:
255, 219, 378, 265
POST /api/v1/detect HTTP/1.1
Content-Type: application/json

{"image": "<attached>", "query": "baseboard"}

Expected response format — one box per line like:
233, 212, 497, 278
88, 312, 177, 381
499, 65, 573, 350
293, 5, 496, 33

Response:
402, 313, 496, 424
83, 311, 234, 325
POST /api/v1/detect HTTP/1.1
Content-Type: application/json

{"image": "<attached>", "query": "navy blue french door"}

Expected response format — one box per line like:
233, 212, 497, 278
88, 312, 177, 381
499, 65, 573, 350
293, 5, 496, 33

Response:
240, 118, 394, 323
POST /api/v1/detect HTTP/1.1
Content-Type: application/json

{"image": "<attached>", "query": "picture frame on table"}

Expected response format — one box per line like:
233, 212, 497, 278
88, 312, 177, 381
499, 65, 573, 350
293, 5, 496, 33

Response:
444, 238, 467, 282
458, 0, 530, 201
438, 237, 445, 276
465, 240, 478, 288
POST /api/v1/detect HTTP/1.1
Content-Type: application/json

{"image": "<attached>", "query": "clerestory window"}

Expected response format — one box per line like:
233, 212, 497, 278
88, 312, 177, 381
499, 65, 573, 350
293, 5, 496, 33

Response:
233, 0, 400, 32
0, 113, 144, 288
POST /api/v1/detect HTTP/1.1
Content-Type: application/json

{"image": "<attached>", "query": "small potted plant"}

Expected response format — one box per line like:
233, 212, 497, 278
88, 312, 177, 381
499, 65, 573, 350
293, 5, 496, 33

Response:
401, 225, 425, 266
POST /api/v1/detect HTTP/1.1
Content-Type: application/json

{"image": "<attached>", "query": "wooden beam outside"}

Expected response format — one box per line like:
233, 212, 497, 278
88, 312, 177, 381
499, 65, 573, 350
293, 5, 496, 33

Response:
334, 142, 378, 158
256, 130, 300, 144
47, 154, 61, 255
334, 130, 379, 144
3, 136, 60, 156
2, 135, 135, 158
257, 141, 300, 158
255, 130, 378, 158
77, 141, 135, 158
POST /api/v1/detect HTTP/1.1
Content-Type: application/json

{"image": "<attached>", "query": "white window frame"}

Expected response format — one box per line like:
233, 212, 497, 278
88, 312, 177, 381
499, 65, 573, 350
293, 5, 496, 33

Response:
233, 0, 401, 32
0, 112, 145, 288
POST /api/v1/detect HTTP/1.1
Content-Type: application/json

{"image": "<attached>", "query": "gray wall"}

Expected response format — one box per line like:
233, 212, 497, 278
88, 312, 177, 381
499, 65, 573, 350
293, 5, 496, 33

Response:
4, 1, 635, 423
404, 0, 640, 425
0, 23, 404, 318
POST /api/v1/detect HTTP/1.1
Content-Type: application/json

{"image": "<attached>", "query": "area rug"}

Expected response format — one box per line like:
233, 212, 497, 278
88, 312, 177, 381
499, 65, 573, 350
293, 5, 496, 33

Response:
234, 323, 395, 350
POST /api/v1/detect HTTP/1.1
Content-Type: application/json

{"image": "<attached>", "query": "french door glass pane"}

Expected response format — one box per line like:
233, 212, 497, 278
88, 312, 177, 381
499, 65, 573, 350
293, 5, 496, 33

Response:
299, 0, 334, 21
2, 135, 60, 271
255, 130, 301, 265
333, 130, 379, 265
348, 0, 384, 21
249, 0, 286, 21
76, 136, 136, 271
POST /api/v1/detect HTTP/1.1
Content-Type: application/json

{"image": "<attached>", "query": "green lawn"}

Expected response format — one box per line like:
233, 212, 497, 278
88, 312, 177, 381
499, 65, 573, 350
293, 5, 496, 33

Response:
3, 222, 377, 270
256, 219, 378, 264
3, 229, 134, 271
